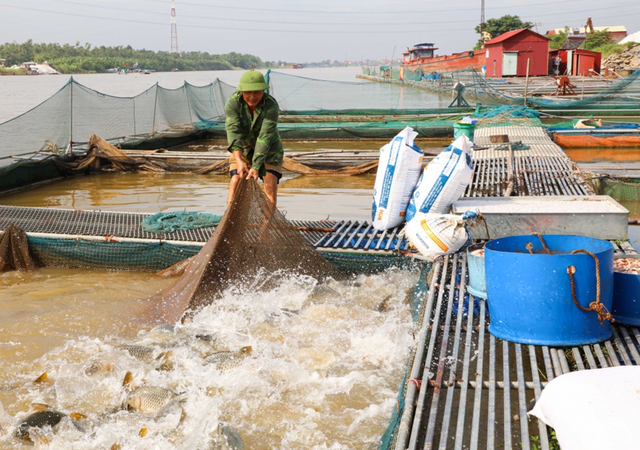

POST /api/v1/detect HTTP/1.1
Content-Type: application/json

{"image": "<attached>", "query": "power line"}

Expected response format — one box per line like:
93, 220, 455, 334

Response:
2, 2, 639, 35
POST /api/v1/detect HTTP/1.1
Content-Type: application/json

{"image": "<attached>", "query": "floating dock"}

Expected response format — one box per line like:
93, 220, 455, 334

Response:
0, 121, 638, 449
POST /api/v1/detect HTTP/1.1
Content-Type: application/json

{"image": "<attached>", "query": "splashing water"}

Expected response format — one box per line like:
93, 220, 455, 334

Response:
0, 266, 420, 449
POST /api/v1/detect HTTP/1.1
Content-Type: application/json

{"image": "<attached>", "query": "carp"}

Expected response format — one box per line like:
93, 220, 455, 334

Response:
15, 409, 84, 441
218, 422, 245, 450
203, 346, 252, 371
125, 386, 186, 417
118, 345, 156, 362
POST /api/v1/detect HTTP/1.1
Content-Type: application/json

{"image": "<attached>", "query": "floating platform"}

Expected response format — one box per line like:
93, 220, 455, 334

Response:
395, 242, 640, 450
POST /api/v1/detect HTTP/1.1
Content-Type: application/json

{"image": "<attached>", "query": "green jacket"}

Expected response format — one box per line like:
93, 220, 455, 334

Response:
225, 91, 284, 175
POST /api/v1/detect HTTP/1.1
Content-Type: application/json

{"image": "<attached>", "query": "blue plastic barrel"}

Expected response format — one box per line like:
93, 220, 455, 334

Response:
612, 271, 640, 326
485, 234, 614, 346
467, 243, 487, 299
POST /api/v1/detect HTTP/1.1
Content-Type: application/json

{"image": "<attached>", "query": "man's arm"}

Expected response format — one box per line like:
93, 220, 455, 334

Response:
225, 97, 250, 176
250, 101, 279, 172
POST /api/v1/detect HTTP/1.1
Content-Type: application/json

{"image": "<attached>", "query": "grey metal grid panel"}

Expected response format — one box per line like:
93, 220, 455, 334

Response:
400, 241, 640, 450
473, 144, 566, 160
0, 206, 215, 242
465, 156, 589, 197
0, 206, 409, 252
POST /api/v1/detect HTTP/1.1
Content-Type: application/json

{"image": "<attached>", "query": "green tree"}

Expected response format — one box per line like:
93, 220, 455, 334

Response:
548, 27, 569, 50
474, 15, 534, 49
583, 29, 612, 51
0, 41, 272, 73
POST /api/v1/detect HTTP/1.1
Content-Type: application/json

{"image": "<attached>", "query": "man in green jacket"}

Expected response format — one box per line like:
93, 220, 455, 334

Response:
226, 70, 284, 206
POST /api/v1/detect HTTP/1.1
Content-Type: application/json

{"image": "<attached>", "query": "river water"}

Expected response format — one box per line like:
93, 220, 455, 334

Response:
1, 68, 640, 448
0, 68, 426, 449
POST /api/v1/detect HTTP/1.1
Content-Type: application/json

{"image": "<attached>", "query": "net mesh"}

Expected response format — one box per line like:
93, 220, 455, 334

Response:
3, 68, 639, 165
141, 177, 344, 325
599, 177, 640, 202
0, 224, 36, 271
0, 78, 236, 162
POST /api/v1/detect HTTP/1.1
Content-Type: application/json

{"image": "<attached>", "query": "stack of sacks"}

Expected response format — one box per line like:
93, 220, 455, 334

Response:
371, 132, 476, 258
404, 135, 475, 258
371, 127, 423, 230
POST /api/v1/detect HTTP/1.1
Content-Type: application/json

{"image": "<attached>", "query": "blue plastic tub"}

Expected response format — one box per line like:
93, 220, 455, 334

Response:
467, 243, 487, 299
485, 234, 614, 346
612, 270, 640, 326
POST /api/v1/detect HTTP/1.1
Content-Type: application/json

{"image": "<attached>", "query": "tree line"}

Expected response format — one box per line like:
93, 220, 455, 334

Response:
0, 41, 276, 74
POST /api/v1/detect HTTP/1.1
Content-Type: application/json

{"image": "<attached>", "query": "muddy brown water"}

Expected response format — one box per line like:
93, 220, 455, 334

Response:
0, 166, 425, 449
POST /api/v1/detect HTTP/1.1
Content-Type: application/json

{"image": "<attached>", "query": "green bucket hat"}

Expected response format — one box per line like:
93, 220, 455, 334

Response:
237, 70, 269, 91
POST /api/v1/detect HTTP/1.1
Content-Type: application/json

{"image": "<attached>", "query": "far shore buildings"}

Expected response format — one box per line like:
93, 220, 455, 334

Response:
546, 25, 627, 43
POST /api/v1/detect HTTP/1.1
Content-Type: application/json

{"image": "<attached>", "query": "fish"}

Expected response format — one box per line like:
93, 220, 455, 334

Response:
33, 372, 49, 383
375, 294, 393, 312
151, 323, 175, 334
203, 346, 252, 371
15, 410, 84, 441
118, 345, 156, 362
84, 361, 115, 376
122, 371, 135, 389
156, 350, 174, 372
218, 422, 244, 450
125, 387, 186, 417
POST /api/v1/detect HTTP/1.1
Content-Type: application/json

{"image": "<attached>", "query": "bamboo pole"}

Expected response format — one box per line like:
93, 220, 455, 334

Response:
524, 58, 530, 105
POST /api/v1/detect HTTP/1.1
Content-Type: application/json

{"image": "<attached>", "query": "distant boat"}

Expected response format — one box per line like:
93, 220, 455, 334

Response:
289, 64, 304, 69
106, 68, 119, 73
401, 43, 485, 77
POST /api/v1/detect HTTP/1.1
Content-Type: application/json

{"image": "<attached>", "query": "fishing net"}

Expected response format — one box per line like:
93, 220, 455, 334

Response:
0, 224, 36, 271
142, 177, 344, 324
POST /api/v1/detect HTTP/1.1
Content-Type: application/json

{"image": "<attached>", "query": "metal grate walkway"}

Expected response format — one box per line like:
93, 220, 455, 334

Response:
0, 206, 409, 253
396, 240, 639, 450
394, 123, 633, 449
465, 125, 592, 197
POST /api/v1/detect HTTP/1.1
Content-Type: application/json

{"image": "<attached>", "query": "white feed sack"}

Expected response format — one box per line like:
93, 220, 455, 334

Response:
406, 135, 474, 221
529, 366, 640, 450
404, 213, 469, 258
371, 127, 424, 230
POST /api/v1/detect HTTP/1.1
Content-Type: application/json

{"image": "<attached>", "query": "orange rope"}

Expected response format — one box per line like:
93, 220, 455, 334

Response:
566, 249, 614, 325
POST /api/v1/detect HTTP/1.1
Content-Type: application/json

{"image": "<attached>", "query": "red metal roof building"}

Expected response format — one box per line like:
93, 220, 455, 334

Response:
484, 28, 551, 77
549, 48, 602, 76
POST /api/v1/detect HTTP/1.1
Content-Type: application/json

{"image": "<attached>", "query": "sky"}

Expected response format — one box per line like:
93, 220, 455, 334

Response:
1, 0, 639, 64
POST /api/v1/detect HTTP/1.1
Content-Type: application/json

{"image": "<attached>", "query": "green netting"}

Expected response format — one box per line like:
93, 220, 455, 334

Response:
0, 156, 67, 193
319, 252, 424, 275
23, 235, 426, 275
4, 68, 638, 161
140, 212, 222, 233
27, 236, 201, 271
379, 262, 431, 450
265, 70, 455, 113
599, 177, 640, 202
457, 68, 640, 110
0, 77, 236, 161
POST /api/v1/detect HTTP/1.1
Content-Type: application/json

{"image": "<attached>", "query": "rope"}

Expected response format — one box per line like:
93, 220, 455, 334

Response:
566, 249, 614, 325
525, 234, 550, 255
533, 233, 552, 254
44, 140, 60, 155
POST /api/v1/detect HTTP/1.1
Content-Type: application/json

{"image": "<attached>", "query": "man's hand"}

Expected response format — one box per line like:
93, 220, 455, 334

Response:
235, 160, 249, 177
246, 168, 259, 180
233, 151, 249, 177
